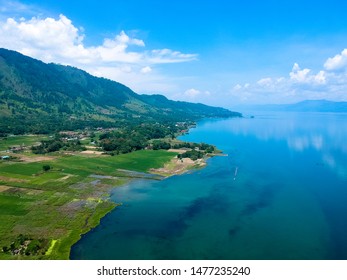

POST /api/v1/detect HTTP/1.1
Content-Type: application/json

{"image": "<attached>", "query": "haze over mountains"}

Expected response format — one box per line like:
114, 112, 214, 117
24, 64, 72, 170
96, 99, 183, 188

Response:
0, 48, 240, 134
238, 100, 347, 112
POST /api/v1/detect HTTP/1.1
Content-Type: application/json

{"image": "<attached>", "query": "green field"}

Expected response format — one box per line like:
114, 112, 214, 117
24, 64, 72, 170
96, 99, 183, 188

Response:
0, 135, 49, 151
0, 147, 177, 259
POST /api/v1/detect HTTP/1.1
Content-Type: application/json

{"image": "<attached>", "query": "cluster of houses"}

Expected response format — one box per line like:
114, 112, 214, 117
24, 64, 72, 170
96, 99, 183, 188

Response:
59, 128, 117, 142
1, 146, 25, 153
59, 131, 85, 141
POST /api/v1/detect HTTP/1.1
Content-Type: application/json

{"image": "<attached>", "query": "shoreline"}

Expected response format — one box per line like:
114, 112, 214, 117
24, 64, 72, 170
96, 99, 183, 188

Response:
0, 130, 223, 260
148, 152, 225, 177
68, 150, 220, 259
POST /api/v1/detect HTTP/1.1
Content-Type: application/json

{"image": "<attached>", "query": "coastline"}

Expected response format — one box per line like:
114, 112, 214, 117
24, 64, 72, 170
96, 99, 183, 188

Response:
0, 150, 175, 260
0, 126, 223, 260
68, 151, 214, 259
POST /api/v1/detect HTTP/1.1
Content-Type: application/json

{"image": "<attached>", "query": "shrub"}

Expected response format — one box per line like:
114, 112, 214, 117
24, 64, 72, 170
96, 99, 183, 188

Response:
42, 165, 51, 172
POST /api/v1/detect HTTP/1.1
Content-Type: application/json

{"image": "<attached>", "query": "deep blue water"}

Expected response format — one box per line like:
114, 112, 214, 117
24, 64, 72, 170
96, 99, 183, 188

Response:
71, 112, 347, 259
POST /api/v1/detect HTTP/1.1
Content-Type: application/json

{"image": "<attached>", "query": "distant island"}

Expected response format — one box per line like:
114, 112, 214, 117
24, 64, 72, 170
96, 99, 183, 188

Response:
0, 48, 241, 259
242, 100, 347, 112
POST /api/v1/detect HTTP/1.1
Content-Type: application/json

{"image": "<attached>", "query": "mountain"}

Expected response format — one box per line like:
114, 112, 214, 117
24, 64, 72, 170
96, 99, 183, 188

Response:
241, 100, 347, 112
0, 48, 240, 134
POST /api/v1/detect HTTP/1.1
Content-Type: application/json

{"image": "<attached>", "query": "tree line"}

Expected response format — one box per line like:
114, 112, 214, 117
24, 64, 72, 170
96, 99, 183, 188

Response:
30, 122, 216, 161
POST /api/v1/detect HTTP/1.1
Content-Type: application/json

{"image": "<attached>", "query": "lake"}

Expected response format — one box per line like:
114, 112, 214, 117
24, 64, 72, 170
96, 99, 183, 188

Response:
70, 112, 347, 259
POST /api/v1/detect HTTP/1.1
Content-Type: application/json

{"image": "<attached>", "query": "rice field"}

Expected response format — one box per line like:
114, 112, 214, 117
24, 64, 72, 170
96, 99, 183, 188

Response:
0, 142, 176, 259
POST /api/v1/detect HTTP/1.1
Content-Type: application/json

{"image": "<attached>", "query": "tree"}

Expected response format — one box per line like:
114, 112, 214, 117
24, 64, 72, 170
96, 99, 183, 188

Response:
42, 165, 51, 172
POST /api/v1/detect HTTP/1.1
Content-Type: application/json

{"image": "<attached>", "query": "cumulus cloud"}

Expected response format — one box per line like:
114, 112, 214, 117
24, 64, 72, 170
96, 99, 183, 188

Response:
0, 15, 198, 66
229, 49, 347, 104
324, 49, 347, 71
0, 15, 86, 62
289, 63, 311, 83
289, 63, 326, 85
0, 14, 198, 93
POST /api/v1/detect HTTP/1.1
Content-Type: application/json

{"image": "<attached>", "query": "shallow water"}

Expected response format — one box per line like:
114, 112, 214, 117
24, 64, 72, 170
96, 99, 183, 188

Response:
71, 112, 347, 259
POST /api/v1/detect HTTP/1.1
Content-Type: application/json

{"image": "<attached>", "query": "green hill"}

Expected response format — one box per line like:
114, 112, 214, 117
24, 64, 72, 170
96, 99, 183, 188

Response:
0, 48, 240, 134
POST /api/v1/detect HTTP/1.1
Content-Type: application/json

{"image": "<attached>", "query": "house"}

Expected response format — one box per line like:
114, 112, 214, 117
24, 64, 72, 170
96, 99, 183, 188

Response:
1, 156, 10, 160
10, 146, 23, 152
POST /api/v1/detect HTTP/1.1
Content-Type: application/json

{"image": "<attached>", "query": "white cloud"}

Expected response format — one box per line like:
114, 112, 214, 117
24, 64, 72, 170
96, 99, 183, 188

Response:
178, 88, 212, 102
140, 66, 152, 74
324, 49, 347, 71
233, 84, 242, 91
148, 49, 197, 64
289, 63, 326, 85
0, 15, 198, 66
184, 88, 201, 98
230, 56, 347, 104
91, 65, 174, 89
290, 63, 311, 83
0, 14, 198, 94
314, 70, 326, 84
113, 30, 145, 47
257, 77, 273, 87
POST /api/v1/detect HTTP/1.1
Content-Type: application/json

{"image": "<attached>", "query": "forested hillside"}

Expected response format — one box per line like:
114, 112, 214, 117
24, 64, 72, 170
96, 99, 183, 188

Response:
0, 48, 240, 134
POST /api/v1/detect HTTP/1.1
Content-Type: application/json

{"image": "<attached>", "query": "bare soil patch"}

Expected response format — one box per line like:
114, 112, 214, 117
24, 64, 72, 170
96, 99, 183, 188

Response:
168, 148, 191, 154
80, 150, 104, 155
0, 175, 28, 183
0, 185, 11, 192
150, 157, 206, 176
57, 175, 75, 181
17, 155, 55, 163
85, 146, 97, 150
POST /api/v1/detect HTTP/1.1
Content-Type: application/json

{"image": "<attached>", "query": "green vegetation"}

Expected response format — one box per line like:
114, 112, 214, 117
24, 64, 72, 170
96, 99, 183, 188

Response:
0, 48, 241, 135
25, 122, 211, 160
99, 122, 186, 154
179, 150, 204, 161
32, 138, 86, 154
172, 141, 215, 152
42, 164, 51, 172
0, 48, 240, 260
0, 146, 177, 259
0, 135, 48, 151
2, 234, 49, 256
152, 140, 171, 150
54, 150, 177, 175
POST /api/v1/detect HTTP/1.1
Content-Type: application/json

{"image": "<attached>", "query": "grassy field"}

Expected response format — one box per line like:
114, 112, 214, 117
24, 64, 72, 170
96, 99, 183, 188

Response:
0, 144, 177, 259
0, 135, 49, 151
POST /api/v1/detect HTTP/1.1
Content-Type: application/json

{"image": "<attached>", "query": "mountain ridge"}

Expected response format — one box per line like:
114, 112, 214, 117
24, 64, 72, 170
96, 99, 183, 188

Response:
0, 48, 240, 134
237, 100, 347, 112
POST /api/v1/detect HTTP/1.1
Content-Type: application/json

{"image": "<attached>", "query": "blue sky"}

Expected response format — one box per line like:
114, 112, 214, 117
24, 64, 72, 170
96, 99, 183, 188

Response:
1, 0, 347, 108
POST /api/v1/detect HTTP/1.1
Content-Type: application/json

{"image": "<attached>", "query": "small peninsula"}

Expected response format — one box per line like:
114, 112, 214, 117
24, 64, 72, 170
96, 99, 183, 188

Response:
0, 48, 240, 259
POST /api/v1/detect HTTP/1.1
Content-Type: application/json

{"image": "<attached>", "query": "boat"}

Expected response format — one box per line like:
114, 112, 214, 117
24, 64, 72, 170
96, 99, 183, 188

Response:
233, 166, 238, 180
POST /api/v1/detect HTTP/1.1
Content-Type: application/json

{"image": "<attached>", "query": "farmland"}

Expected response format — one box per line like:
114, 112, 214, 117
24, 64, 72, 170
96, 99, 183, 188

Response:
0, 142, 177, 259
0, 135, 49, 151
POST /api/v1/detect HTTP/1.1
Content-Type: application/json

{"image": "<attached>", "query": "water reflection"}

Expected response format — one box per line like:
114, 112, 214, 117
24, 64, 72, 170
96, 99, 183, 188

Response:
192, 112, 347, 179
71, 112, 347, 260
207, 113, 347, 152
287, 134, 323, 151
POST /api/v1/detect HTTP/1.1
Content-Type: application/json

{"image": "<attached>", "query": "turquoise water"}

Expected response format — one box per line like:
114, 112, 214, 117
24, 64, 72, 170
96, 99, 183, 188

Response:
71, 112, 347, 259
